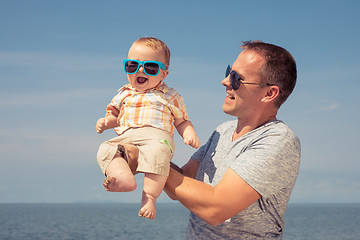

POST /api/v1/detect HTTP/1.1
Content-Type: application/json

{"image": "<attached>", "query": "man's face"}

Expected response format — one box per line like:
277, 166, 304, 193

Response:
221, 50, 267, 119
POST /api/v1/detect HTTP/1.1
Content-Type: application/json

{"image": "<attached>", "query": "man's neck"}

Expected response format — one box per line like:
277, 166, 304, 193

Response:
233, 114, 277, 141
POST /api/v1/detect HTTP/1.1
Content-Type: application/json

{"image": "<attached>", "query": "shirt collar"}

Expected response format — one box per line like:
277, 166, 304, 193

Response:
119, 81, 169, 94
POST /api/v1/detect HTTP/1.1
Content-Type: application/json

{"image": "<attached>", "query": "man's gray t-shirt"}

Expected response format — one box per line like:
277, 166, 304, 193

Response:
186, 120, 300, 239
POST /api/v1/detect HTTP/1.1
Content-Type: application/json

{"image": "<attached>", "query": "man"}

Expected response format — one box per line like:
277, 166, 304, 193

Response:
164, 41, 300, 239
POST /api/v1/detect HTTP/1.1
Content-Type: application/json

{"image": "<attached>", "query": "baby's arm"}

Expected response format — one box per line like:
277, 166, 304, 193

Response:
96, 115, 118, 133
96, 104, 120, 134
175, 119, 200, 149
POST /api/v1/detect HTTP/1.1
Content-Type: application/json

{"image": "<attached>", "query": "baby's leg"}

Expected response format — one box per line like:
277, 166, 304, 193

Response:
138, 173, 167, 220
104, 152, 137, 192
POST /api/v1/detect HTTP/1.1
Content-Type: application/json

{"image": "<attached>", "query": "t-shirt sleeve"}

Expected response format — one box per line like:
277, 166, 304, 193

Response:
191, 129, 219, 162
231, 128, 301, 197
191, 144, 207, 162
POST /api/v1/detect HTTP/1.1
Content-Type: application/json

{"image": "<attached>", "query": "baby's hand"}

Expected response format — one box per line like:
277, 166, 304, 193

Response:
96, 118, 106, 134
96, 115, 118, 133
184, 136, 201, 149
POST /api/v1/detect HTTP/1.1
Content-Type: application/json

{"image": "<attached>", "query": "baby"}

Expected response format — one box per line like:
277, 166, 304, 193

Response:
96, 37, 200, 219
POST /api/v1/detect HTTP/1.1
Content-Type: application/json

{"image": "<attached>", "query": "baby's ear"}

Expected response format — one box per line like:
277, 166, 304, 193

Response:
161, 69, 169, 80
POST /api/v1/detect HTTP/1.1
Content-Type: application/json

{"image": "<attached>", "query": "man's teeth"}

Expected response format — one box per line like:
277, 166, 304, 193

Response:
227, 94, 235, 99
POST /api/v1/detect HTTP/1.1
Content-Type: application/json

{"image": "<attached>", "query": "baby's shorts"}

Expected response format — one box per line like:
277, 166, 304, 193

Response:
97, 127, 175, 176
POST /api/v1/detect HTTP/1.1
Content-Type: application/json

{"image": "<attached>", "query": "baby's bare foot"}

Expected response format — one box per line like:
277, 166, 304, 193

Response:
103, 176, 115, 191
138, 209, 155, 219
138, 193, 157, 220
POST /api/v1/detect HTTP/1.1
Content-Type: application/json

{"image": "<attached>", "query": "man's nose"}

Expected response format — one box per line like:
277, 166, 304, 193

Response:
221, 75, 231, 87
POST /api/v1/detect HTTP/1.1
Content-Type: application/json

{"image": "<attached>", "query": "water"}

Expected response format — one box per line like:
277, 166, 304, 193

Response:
0, 203, 359, 240
0, 203, 188, 240
283, 203, 360, 240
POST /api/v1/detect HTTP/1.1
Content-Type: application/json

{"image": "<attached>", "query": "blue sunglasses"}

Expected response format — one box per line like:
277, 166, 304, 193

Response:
123, 59, 167, 76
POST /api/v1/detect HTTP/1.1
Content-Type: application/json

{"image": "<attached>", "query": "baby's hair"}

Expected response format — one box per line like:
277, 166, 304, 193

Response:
134, 37, 170, 69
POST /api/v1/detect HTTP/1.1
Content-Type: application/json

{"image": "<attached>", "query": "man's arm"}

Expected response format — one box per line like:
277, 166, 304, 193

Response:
166, 159, 200, 200
179, 159, 200, 179
164, 166, 261, 226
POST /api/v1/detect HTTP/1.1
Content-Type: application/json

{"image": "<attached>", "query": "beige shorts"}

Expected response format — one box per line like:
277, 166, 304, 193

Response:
97, 127, 175, 176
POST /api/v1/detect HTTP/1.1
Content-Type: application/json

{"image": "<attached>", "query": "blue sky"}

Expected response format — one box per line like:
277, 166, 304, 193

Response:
0, 0, 359, 204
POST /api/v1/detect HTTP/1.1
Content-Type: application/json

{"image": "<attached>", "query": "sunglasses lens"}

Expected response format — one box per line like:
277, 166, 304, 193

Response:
125, 61, 139, 73
230, 71, 240, 90
144, 62, 160, 76
124, 60, 162, 76
225, 65, 231, 77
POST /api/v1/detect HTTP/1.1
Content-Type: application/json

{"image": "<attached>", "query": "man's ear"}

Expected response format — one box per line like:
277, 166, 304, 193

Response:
261, 86, 281, 103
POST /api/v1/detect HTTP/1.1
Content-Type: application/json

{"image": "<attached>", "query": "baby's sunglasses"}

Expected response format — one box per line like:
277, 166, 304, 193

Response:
225, 65, 280, 91
123, 59, 167, 76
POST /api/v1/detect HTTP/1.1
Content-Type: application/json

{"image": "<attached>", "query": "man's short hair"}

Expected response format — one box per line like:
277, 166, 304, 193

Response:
241, 41, 297, 108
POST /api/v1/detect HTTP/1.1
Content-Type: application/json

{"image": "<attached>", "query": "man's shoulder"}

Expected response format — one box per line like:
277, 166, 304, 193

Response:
253, 120, 300, 151
265, 120, 299, 142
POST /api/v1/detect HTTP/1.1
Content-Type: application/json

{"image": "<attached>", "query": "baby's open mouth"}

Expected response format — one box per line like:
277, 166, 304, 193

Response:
137, 77, 148, 84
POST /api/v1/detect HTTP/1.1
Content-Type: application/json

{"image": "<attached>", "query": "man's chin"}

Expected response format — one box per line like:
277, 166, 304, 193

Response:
222, 105, 237, 117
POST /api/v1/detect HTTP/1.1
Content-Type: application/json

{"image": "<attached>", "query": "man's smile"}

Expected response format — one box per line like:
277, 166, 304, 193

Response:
226, 92, 235, 100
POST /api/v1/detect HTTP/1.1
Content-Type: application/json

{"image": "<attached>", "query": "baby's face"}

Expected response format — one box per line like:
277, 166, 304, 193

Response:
126, 43, 168, 92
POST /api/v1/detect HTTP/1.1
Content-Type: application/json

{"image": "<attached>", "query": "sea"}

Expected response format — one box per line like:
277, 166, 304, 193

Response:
0, 203, 359, 240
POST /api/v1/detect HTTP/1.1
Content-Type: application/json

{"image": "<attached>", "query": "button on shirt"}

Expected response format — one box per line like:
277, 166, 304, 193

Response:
106, 82, 189, 136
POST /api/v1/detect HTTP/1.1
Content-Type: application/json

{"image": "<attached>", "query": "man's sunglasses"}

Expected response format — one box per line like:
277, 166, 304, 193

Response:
123, 59, 167, 76
225, 65, 280, 91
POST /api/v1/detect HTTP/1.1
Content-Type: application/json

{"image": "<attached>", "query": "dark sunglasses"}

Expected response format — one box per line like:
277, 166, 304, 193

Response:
123, 59, 167, 76
225, 65, 280, 92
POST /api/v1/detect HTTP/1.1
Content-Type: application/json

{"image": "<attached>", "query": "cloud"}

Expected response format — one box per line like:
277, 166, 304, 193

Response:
0, 51, 124, 71
311, 100, 340, 112
294, 97, 340, 114
0, 87, 113, 108
0, 127, 100, 163
291, 173, 360, 203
